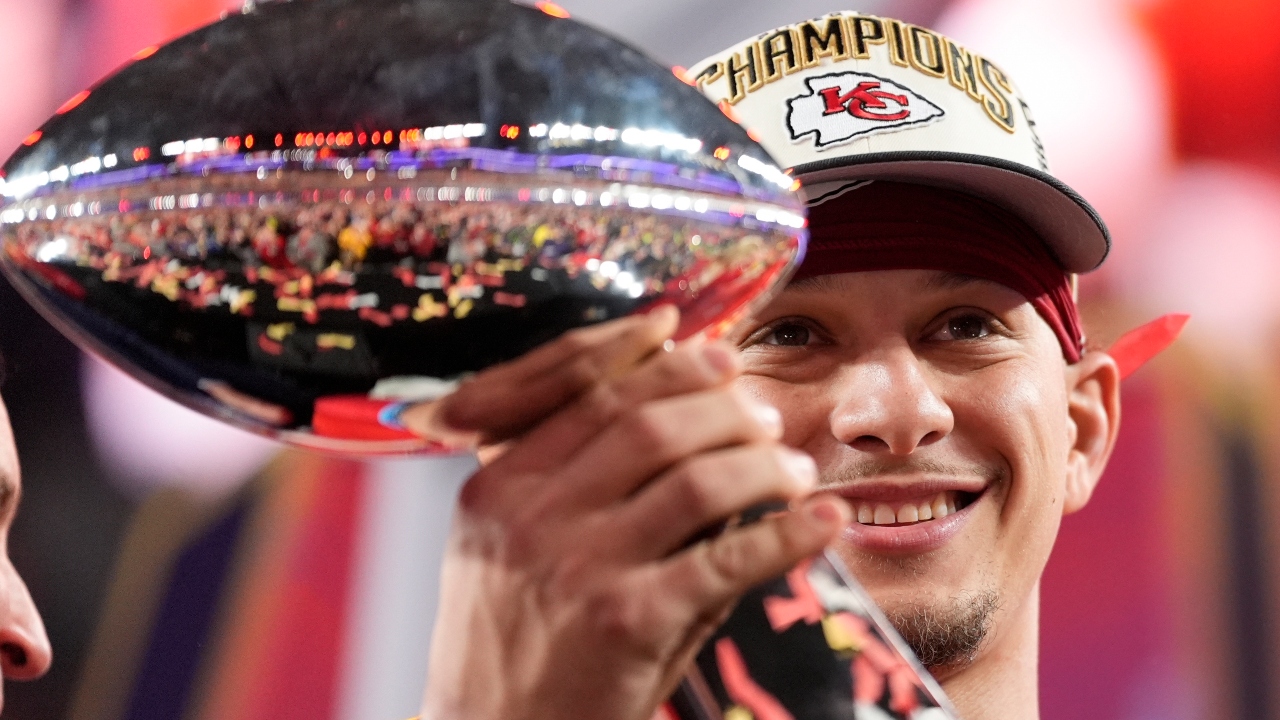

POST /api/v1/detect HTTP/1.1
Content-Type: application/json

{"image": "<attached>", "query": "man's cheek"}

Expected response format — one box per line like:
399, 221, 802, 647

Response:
954, 373, 1065, 537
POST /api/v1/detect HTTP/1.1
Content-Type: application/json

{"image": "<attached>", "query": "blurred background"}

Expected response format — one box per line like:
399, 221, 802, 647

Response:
1, 0, 1278, 718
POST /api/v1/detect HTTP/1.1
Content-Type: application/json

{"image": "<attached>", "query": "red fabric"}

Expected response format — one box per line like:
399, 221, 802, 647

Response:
313, 395, 416, 441
795, 182, 1084, 362
1108, 314, 1190, 380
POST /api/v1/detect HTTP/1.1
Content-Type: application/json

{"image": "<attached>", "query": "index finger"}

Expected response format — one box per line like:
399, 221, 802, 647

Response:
401, 306, 679, 446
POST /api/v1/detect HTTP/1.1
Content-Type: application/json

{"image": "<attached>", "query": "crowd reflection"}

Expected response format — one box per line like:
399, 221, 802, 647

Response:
10, 192, 793, 327
3, 183, 797, 430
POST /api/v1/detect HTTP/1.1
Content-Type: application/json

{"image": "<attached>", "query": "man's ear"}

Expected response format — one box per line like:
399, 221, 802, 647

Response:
1063, 350, 1122, 515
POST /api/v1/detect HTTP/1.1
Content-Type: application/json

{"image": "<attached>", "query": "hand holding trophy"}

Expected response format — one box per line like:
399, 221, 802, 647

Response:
0, 1, 960, 718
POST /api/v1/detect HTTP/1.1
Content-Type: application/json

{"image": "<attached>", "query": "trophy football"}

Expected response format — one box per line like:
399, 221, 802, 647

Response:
0, 1, 959, 717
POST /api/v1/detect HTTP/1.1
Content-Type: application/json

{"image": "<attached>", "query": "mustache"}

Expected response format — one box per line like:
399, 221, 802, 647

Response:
819, 458, 1004, 484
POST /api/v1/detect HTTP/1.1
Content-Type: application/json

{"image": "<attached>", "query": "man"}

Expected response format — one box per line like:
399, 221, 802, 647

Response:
0, 395, 54, 713
409, 13, 1120, 720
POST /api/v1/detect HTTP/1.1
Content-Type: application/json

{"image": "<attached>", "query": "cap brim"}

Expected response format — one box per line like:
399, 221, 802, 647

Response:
790, 151, 1110, 273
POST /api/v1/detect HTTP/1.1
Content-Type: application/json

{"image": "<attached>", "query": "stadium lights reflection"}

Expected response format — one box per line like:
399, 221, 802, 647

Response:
528, 122, 700, 154
2, 120, 726, 202
0, 172, 50, 199
35, 237, 71, 263
736, 154, 795, 191
3, 153, 122, 199
2, 172, 803, 231
620, 127, 701, 154
70, 156, 102, 177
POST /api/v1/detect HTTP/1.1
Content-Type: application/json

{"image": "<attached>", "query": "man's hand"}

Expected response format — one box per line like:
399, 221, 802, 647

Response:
412, 309, 851, 720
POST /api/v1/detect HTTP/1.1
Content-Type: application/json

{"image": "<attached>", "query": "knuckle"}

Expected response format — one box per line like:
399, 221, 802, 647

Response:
455, 469, 498, 515
622, 404, 678, 454
560, 354, 607, 390
573, 382, 627, 429
703, 534, 753, 586
584, 586, 651, 642
672, 462, 722, 517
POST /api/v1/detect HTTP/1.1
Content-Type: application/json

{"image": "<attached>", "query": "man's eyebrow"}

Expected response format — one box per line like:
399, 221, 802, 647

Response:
922, 271, 992, 292
786, 274, 843, 292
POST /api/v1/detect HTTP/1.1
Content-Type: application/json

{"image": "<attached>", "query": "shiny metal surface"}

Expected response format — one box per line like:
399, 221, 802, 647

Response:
0, 0, 806, 453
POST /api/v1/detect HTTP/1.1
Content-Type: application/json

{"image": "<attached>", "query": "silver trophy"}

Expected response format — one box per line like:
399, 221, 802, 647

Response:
0, 2, 957, 717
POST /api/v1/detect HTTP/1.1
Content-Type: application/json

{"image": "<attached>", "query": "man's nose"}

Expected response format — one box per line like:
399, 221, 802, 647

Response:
0, 568, 51, 682
828, 347, 954, 455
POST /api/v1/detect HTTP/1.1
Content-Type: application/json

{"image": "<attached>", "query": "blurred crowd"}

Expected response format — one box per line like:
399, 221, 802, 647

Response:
10, 184, 792, 330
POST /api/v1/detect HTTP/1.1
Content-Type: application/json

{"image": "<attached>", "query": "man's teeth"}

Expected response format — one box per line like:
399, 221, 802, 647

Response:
854, 492, 960, 526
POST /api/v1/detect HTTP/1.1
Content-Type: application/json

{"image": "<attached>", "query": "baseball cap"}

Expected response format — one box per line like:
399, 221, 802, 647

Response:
688, 12, 1110, 273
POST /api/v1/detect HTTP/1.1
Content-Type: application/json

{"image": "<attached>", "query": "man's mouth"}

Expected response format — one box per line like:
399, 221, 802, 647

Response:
849, 490, 981, 527
831, 481, 988, 554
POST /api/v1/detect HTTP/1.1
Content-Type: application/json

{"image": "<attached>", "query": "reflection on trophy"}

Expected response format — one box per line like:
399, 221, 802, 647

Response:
0, 0, 804, 453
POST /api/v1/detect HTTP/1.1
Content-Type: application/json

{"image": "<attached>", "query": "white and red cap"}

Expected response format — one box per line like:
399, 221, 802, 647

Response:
689, 12, 1110, 273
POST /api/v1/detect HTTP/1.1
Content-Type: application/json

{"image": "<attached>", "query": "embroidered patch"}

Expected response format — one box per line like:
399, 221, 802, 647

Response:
786, 71, 944, 148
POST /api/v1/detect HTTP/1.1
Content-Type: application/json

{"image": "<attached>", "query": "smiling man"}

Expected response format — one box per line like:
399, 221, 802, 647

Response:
414, 13, 1119, 720
723, 180, 1118, 716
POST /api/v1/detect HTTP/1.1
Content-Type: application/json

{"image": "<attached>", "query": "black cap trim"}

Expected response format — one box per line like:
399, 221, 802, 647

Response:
790, 150, 1111, 270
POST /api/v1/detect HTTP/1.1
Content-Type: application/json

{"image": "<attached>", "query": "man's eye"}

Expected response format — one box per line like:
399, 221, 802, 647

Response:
938, 314, 990, 341
762, 322, 812, 346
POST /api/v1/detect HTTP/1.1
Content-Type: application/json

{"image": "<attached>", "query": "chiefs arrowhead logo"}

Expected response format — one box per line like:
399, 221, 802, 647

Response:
786, 71, 945, 149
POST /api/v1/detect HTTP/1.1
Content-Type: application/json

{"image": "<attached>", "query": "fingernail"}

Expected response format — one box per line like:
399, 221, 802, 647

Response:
807, 498, 848, 525
701, 343, 739, 379
778, 449, 817, 488
399, 402, 481, 449
750, 401, 783, 437
648, 304, 679, 326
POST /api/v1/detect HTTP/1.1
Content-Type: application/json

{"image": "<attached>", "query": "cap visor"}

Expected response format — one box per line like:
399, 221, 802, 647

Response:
790, 151, 1110, 273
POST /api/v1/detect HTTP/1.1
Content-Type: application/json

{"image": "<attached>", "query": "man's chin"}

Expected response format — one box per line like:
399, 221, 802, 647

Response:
829, 532, 1001, 669
878, 590, 1001, 673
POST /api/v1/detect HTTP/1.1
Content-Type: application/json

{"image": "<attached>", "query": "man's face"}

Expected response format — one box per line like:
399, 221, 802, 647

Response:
730, 269, 1082, 672
0, 397, 51, 712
